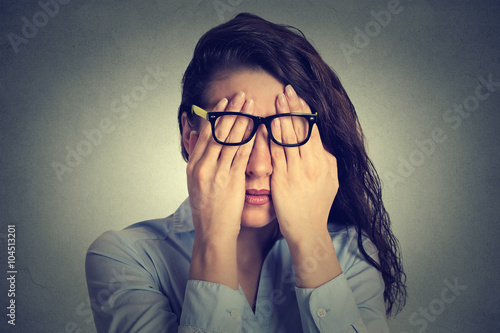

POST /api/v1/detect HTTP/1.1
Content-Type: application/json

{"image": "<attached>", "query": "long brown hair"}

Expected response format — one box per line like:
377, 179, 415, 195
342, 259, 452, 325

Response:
177, 13, 407, 316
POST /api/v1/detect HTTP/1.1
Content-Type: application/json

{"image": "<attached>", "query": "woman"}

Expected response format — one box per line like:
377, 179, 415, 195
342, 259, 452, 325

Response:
86, 13, 406, 332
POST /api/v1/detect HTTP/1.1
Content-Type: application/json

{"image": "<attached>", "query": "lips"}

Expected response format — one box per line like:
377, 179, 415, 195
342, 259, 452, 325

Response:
245, 189, 271, 205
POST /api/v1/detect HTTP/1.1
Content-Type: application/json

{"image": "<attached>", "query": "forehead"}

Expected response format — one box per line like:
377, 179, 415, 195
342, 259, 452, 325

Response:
205, 70, 285, 116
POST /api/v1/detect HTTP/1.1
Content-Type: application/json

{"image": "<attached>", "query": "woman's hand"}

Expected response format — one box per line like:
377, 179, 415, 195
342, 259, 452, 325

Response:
186, 92, 255, 289
270, 85, 342, 287
270, 85, 338, 241
187, 91, 255, 240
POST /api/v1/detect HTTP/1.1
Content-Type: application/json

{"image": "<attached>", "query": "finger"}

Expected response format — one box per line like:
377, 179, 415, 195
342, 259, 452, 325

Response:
291, 98, 310, 144
285, 87, 309, 146
190, 98, 228, 166
285, 85, 302, 113
188, 120, 215, 168
277, 92, 300, 162
322, 151, 340, 198
297, 97, 322, 159
230, 127, 257, 175
224, 98, 254, 146
299, 97, 312, 114
270, 116, 287, 172
209, 91, 246, 146
299, 123, 323, 162
279, 89, 298, 146
188, 130, 199, 156
300, 96, 320, 145
285, 86, 310, 148
285, 87, 308, 144
219, 99, 255, 170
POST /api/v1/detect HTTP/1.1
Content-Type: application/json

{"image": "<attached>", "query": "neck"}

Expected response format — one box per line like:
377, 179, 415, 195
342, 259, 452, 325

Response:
237, 220, 279, 269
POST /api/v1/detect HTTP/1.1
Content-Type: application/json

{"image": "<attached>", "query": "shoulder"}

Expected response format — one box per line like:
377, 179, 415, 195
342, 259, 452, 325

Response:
87, 198, 194, 259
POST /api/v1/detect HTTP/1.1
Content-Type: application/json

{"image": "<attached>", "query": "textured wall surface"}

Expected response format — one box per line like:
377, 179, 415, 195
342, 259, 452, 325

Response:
0, 0, 499, 332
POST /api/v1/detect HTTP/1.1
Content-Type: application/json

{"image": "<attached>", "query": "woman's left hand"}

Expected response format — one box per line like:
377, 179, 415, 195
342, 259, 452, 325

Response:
270, 85, 342, 288
270, 85, 339, 245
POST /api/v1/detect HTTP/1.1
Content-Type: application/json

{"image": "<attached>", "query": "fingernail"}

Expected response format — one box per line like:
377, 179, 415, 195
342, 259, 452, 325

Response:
278, 93, 286, 107
272, 117, 281, 131
190, 130, 198, 137
285, 85, 296, 98
231, 91, 245, 106
220, 98, 228, 108
246, 99, 254, 112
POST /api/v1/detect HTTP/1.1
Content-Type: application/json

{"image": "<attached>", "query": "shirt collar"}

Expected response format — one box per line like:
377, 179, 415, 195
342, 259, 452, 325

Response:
171, 197, 195, 233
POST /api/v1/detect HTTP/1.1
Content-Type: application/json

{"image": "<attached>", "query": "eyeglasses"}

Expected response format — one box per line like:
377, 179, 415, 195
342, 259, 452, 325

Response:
191, 105, 317, 147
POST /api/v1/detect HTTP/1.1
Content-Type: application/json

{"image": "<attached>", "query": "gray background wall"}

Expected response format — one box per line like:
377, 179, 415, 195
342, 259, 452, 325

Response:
0, 0, 499, 332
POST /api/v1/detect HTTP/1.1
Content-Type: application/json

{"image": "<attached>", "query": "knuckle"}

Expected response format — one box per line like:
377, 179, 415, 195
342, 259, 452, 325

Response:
283, 134, 297, 143
222, 145, 239, 157
192, 163, 210, 183
198, 129, 212, 142
213, 171, 229, 189
272, 147, 285, 160
213, 128, 227, 141
295, 127, 306, 139
186, 162, 194, 176
235, 145, 250, 158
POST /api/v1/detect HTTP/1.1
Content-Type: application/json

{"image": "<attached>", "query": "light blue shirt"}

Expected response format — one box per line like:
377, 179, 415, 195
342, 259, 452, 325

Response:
86, 198, 390, 332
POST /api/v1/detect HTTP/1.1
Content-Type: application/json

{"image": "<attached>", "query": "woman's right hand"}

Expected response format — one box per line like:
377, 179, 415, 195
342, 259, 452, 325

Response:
187, 91, 255, 240
186, 92, 255, 288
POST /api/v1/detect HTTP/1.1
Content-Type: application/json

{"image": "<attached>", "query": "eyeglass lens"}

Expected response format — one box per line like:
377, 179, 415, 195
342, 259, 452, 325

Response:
213, 114, 309, 145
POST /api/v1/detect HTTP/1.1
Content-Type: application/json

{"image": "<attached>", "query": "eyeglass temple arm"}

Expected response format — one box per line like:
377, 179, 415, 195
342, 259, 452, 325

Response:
191, 105, 208, 120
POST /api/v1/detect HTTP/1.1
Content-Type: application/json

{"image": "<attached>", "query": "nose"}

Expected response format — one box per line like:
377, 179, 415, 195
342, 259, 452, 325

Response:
245, 126, 273, 178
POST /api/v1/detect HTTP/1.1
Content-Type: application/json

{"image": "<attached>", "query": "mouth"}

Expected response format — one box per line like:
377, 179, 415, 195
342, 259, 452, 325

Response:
245, 189, 271, 205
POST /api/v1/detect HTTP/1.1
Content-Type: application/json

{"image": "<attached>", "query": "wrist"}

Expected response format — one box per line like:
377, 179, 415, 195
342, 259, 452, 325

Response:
286, 229, 342, 288
282, 223, 330, 246
192, 216, 241, 243
286, 229, 332, 256
190, 235, 238, 289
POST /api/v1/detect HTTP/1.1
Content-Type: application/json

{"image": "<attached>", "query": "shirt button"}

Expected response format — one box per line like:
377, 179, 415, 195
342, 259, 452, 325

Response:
230, 310, 239, 318
316, 308, 327, 318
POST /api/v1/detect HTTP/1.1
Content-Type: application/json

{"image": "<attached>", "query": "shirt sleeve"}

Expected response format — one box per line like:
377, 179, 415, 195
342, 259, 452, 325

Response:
85, 231, 246, 333
294, 248, 389, 333
179, 280, 246, 332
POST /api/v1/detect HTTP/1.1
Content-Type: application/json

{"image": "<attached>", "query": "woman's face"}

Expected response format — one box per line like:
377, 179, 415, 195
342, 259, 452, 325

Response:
205, 69, 284, 229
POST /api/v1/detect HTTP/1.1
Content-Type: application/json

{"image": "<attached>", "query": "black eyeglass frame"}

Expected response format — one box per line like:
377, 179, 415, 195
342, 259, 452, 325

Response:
191, 105, 317, 147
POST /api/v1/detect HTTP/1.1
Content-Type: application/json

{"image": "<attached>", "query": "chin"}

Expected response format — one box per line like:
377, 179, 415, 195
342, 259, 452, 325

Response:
240, 204, 276, 228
